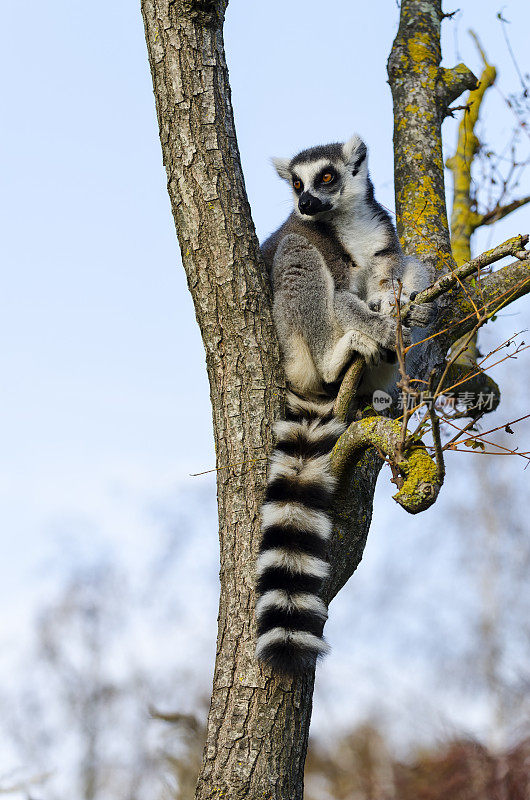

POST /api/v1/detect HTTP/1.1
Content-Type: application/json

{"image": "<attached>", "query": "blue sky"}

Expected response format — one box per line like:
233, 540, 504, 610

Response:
1, 0, 529, 759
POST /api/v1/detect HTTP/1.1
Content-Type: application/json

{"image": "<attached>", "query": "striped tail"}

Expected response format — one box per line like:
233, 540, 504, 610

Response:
255, 391, 345, 674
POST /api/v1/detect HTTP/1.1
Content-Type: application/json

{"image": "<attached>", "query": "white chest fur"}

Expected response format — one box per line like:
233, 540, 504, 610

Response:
332, 207, 388, 270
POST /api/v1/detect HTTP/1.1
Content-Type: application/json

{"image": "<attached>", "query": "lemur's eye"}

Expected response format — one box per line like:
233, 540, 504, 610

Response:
293, 178, 302, 191
322, 172, 334, 184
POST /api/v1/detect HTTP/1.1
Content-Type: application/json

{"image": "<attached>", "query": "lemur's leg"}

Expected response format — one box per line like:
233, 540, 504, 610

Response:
272, 235, 341, 393
322, 324, 381, 383
320, 289, 412, 384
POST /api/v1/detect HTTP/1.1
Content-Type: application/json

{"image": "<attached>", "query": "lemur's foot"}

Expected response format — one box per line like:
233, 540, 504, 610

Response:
322, 330, 381, 383
379, 316, 412, 350
370, 290, 432, 333
404, 301, 437, 328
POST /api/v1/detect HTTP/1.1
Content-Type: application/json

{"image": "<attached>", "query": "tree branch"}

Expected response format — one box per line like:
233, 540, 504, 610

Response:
405, 234, 529, 310
444, 35, 505, 419
437, 64, 478, 117
446, 32, 497, 264
142, 4, 316, 799
331, 416, 442, 514
333, 359, 364, 421
387, 0, 454, 271
478, 196, 530, 226
447, 257, 530, 344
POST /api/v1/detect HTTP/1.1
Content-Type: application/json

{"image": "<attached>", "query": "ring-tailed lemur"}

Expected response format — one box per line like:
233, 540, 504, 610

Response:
255, 135, 434, 674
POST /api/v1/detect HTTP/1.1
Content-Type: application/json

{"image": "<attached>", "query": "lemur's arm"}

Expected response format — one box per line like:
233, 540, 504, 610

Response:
366, 252, 436, 329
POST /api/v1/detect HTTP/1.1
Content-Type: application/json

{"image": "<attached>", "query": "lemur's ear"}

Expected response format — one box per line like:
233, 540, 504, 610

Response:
272, 157, 292, 182
342, 135, 368, 175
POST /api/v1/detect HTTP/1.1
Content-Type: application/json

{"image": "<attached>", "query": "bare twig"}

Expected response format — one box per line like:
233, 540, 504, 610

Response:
402, 234, 529, 313
426, 370, 446, 482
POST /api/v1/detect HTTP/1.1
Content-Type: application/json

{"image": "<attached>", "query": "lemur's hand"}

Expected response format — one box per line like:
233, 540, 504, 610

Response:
345, 331, 382, 368
322, 330, 382, 383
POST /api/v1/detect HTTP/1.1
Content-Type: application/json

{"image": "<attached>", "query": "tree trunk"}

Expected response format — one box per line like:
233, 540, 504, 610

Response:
140, 2, 318, 797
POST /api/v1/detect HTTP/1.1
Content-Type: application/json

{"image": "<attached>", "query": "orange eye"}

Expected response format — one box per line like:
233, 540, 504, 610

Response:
293, 179, 301, 191
322, 173, 333, 184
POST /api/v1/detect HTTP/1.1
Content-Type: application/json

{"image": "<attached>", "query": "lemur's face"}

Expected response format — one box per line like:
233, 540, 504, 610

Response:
290, 159, 343, 218
272, 135, 368, 220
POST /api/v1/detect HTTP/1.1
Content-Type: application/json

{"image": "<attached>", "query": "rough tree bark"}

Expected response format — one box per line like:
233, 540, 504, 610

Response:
140, 1, 530, 797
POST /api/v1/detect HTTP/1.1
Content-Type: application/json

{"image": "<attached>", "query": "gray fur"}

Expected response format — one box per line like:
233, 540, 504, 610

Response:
263, 133, 435, 396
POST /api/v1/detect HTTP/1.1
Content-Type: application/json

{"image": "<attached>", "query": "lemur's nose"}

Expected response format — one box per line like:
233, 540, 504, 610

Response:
299, 193, 311, 213
299, 193, 317, 214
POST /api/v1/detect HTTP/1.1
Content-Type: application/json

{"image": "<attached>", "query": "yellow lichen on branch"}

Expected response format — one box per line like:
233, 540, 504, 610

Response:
407, 234, 529, 309
330, 416, 442, 514
438, 63, 478, 115
395, 443, 440, 513
446, 33, 497, 266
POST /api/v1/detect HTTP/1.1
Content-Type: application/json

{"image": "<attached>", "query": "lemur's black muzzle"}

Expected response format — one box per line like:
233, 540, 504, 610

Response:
298, 192, 331, 216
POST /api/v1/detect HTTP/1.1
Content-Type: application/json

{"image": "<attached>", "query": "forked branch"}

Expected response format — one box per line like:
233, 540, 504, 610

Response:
437, 63, 478, 117
331, 416, 442, 514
